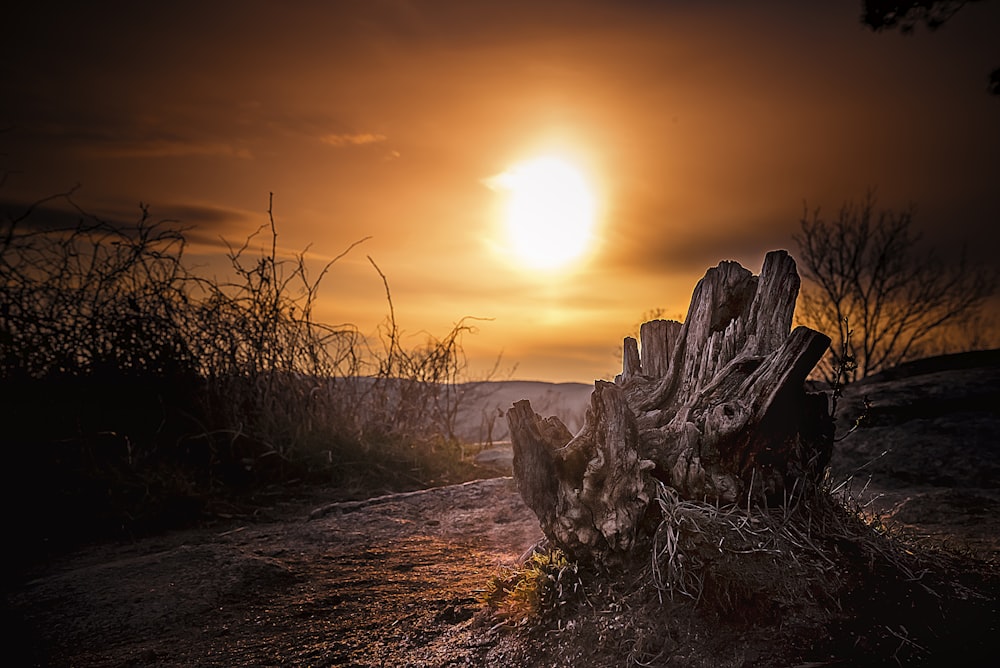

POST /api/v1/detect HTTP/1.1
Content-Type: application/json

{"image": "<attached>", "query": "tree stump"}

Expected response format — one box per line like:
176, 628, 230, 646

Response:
507, 250, 834, 560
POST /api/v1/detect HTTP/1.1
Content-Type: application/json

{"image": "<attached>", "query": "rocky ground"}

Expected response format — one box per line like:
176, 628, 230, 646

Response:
6, 350, 999, 667
828, 349, 1000, 559
8, 477, 542, 667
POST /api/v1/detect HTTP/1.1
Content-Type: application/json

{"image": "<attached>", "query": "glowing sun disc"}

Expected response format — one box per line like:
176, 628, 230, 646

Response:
492, 156, 597, 270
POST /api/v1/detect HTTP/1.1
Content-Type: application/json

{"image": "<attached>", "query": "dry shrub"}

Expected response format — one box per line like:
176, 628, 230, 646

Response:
1, 191, 493, 549
0, 195, 196, 381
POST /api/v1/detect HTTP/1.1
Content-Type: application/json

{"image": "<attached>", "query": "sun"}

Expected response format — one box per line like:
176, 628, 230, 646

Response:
490, 156, 598, 270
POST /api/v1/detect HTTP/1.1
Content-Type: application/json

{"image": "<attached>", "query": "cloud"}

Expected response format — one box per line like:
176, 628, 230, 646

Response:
0, 196, 254, 252
0, 196, 95, 232
13, 117, 255, 162
90, 140, 254, 160
592, 184, 806, 279
320, 132, 388, 147
94, 139, 253, 160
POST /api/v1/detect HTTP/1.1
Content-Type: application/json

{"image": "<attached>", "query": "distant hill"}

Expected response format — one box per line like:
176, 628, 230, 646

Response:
460, 349, 1000, 484
464, 350, 1000, 495
453, 380, 592, 444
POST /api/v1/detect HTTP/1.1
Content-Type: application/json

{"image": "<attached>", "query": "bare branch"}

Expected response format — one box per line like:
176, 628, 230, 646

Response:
794, 193, 997, 381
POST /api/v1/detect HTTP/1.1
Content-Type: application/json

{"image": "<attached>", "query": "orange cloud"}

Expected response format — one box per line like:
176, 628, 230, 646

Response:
89, 140, 253, 160
321, 132, 388, 147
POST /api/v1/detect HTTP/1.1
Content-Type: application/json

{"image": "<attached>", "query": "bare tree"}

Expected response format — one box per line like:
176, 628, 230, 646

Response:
794, 193, 996, 382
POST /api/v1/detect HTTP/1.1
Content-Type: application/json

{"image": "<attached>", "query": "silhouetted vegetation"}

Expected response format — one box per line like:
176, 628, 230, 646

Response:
794, 192, 996, 383
862, 0, 984, 32
861, 0, 999, 95
0, 190, 492, 554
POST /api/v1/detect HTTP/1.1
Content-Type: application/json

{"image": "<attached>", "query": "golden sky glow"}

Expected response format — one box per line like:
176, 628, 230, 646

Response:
2, 1, 998, 382
489, 156, 599, 271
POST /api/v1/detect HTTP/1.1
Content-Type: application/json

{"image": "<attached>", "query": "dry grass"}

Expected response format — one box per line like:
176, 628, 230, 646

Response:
480, 477, 998, 666
1, 191, 494, 551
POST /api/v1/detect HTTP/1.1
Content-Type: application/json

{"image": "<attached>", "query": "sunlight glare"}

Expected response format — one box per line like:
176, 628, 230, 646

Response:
491, 156, 597, 270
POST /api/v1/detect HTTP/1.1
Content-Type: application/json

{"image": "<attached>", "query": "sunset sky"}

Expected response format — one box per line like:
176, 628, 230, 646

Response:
3, 1, 998, 383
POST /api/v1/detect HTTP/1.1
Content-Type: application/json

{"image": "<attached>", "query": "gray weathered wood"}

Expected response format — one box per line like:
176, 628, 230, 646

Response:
509, 383, 655, 558
639, 319, 682, 379
507, 250, 833, 561
619, 336, 641, 382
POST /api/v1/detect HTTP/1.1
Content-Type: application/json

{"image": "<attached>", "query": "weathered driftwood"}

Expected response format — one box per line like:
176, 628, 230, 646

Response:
507, 250, 834, 560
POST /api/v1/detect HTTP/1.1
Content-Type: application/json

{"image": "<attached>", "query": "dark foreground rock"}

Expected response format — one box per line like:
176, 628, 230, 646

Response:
830, 348, 1000, 557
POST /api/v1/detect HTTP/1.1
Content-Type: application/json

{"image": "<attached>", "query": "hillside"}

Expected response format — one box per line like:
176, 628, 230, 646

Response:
452, 380, 592, 444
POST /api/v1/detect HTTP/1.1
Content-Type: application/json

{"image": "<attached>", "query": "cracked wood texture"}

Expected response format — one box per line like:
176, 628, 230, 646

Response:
507, 250, 834, 561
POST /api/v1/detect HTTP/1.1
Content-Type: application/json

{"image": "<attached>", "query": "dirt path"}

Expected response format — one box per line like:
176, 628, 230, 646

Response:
10, 477, 541, 667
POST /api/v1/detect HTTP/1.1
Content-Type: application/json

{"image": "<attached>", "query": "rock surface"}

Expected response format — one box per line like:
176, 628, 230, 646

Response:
6, 350, 999, 666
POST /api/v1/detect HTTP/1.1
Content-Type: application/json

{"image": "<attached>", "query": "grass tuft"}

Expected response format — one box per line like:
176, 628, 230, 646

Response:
480, 548, 584, 624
